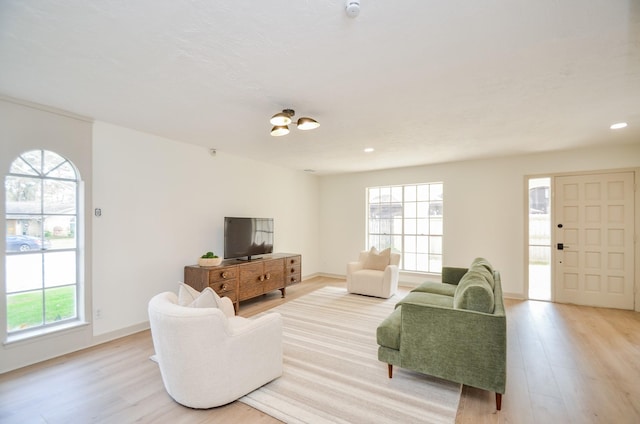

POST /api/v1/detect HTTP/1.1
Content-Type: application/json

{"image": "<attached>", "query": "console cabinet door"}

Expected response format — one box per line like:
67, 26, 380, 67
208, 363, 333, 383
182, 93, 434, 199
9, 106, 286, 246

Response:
263, 258, 285, 292
238, 262, 264, 301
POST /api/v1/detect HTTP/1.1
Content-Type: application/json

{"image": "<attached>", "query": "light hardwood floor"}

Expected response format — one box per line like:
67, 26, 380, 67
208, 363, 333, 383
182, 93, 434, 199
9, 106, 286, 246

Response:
1, 276, 639, 423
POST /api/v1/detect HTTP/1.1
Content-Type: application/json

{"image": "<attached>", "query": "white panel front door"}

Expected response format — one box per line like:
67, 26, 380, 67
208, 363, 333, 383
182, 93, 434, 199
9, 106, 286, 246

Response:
554, 172, 635, 309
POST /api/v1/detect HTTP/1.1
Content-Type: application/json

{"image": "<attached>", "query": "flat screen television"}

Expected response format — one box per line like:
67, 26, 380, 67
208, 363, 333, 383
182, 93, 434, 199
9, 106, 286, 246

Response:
224, 217, 274, 261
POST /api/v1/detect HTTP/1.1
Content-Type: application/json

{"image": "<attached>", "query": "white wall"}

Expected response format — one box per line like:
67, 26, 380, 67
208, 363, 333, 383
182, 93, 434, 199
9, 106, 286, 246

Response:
92, 122, 321, 336
320, 143, 640, 299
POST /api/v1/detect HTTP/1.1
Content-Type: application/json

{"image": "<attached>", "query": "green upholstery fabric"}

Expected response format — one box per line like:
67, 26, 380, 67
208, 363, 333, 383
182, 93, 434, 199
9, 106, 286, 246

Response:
411, 281, 457, 296
441, 267, 468, 285
376, 260, 507, 399
469, 264, 495, 290
376, 307, 402, 350
397, 291, 454, 309
453, 271, 495, 313
471, 257, 493, 274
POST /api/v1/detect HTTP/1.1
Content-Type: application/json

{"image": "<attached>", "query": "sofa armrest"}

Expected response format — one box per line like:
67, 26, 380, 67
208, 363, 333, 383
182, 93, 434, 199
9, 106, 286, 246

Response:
399, 302, 506, 394
441, 267, 469, 285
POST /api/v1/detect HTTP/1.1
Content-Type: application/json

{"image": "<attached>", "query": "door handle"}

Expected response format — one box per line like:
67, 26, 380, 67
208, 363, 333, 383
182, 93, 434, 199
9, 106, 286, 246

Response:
557, 243, 569, 250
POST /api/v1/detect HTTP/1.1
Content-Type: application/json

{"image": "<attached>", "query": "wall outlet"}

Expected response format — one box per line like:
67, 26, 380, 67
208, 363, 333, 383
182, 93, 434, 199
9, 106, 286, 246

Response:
95, 308, 102, 319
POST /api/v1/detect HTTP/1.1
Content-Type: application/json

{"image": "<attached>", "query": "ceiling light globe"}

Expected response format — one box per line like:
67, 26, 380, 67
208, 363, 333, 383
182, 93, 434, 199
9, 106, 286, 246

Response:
297, 117, 320, 130
270, 113, 292, 126
270, 125, 290, 136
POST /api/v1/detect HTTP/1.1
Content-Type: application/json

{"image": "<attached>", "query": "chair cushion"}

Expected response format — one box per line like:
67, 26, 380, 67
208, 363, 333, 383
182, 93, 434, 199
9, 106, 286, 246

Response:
453, 271, 495, 313
364, 247, 391, 271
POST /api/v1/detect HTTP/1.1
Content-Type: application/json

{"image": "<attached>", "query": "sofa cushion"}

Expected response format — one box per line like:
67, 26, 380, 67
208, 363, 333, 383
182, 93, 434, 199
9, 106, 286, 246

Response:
396, 291, 455, 309
453, 271, 495, 313
364, 247, 391, 271
469, 264, 495, 290
441, 267, 469, 285
471, 257, 493, 274
411, 281, 457, 297
376, 307, 402, 350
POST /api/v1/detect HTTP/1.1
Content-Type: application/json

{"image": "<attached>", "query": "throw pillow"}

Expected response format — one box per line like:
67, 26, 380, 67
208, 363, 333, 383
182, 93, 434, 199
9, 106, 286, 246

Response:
364, 247, 391, 271
189, 287, 219, 308
177, 283, 219, 309
177, 282, 201, 306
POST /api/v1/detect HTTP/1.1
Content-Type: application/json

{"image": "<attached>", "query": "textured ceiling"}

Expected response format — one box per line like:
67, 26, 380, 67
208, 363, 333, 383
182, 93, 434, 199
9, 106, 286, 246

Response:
1, 0, 639, 175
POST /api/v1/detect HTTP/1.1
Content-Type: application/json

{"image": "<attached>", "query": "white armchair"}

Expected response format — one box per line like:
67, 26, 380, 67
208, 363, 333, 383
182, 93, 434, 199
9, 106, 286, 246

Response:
346, 248, 401, 298
148, 291, 283, 409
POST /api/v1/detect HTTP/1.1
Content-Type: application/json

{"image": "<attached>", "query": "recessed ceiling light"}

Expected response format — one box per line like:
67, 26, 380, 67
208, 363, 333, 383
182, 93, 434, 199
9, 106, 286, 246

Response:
610, 122, 628, 130
364, 148, 374, 153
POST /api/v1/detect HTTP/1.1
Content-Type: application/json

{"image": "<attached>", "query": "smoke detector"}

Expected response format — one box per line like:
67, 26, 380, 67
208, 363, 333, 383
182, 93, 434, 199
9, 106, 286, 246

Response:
346, 0, 360, 18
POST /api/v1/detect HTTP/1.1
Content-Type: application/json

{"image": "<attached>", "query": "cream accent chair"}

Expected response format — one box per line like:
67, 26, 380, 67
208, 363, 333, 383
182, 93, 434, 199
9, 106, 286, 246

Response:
347, 248, 401, 298
148, 290, 283, 409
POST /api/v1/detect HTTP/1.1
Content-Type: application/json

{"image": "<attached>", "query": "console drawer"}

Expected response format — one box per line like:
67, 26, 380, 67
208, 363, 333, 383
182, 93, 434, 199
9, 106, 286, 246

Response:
209, 266, 238, 284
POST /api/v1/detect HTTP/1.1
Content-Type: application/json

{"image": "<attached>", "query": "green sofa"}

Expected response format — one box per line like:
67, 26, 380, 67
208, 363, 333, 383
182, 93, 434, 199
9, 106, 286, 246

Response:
376, 258, 506, 410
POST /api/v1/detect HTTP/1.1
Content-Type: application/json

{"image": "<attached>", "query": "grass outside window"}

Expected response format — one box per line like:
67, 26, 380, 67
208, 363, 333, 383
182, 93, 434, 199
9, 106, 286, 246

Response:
7, 286, 77, 332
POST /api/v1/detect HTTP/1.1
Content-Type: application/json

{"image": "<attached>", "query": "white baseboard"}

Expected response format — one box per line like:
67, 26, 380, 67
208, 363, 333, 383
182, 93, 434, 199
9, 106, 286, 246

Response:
91, 322, 150, 346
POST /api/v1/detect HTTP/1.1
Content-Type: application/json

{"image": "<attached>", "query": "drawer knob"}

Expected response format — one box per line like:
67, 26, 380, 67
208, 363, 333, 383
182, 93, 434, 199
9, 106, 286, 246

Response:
265, 273, 271, 280
291, 268, 295, 273
221, 283, 228, 291
221, 271, 229, 279
259, 275, 265, 282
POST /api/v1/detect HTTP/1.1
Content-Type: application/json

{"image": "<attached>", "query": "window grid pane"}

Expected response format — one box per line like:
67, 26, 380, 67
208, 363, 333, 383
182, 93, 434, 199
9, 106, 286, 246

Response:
367, 183, 443, 273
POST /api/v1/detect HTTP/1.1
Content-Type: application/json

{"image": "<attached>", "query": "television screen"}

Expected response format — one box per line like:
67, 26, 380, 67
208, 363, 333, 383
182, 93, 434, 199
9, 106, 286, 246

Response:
224, 217, 274, 260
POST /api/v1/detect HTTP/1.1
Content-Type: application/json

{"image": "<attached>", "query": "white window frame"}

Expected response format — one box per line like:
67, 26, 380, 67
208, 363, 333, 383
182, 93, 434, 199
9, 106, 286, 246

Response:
5, 149, 81, 338
367, 182, 443, 273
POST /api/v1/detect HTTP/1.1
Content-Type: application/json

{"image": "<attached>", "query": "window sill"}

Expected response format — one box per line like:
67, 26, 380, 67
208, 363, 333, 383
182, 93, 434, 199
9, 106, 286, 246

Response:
4, 320, 90, 347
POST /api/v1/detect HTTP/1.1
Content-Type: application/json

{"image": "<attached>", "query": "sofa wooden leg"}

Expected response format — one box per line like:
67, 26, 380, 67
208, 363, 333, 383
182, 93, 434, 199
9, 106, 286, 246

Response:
387, 364, 393, 378
496, 393, 502, 411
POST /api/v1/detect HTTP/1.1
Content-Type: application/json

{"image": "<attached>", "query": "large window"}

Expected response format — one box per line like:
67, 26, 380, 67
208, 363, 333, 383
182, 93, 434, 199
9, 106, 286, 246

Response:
367, 183, 443, 273
5, 150, 80, 335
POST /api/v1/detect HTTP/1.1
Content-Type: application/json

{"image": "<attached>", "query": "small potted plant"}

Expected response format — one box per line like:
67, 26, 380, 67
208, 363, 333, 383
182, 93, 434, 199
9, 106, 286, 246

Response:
198, 251, 222, 267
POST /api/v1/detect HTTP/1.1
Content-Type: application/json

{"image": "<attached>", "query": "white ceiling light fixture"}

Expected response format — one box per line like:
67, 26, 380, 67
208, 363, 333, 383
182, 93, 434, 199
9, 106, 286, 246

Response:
610, 122, 628, 130
270, 109, 320, 136
364, 147, 374, 153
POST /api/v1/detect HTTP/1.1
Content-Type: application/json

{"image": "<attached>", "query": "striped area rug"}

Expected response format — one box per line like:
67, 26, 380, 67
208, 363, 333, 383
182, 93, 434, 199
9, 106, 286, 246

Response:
239, 286, 461, 423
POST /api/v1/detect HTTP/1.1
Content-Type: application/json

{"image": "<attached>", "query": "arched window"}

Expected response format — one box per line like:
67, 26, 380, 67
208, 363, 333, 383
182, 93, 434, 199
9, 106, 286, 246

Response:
5, 150, 80, 335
